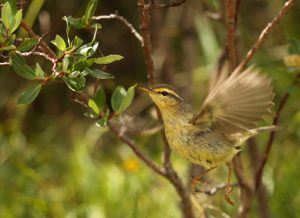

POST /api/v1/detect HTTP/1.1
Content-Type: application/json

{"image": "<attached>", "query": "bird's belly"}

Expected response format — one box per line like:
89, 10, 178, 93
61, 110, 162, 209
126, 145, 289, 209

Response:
165, 128, 237, 169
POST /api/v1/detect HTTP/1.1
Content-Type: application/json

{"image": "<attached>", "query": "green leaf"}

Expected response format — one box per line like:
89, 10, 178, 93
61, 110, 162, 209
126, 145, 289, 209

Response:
96, 110, 109, 127
96, 117, 107, 127
9, 9, 22, 34
94, 55, 124, 65
118, 84, 136, 113
69, 71, 80, 78
17, 83, 42, 105
51, 35, 66, 51
0, 44, 16, 51
63, 76, 86, 91
93, 88, 106, 111
71, 59, 94, 71
17, 38, 38, 52
88, 99, 99, 114
84, 111, 98, 119
82, 0, 98, 25
111, 86, 127, 113
10, 52, 36, 80
76, 41, 98, 57
35, 63, 45, 79
71, 36, 83, 48
62, 57, 69, 72
2, 2, 12, 30
63, 16, 71, 46
111, 85, 136, 113
5, 33, 16, 45
84, 68, 114, 79
65, 16, 86, 29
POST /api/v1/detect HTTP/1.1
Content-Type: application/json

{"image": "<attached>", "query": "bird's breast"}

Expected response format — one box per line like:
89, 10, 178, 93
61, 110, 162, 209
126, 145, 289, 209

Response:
163, 117, 237, 168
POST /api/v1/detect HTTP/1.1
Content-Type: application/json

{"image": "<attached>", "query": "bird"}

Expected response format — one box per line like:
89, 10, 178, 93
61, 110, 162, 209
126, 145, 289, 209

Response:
139, 66, 275, 204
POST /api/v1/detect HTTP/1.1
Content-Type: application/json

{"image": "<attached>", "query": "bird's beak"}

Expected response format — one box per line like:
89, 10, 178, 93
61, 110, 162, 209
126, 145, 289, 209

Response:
139, 86, 155, 94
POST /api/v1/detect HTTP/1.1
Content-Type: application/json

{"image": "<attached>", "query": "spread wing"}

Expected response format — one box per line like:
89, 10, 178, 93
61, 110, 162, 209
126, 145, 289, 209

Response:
190, 67, 274, 135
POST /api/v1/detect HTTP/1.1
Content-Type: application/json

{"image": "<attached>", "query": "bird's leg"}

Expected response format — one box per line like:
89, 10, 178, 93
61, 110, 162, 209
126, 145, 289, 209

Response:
224, 162, 234, 205
191, 167, 216, 193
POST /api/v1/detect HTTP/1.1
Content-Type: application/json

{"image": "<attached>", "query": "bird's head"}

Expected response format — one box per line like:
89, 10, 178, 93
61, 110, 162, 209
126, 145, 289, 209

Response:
139, 84, 184, 111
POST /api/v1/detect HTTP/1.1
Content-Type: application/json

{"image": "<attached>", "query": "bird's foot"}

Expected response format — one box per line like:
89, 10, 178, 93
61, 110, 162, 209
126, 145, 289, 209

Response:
224, 185, 234, 205
191, 167, 216, 194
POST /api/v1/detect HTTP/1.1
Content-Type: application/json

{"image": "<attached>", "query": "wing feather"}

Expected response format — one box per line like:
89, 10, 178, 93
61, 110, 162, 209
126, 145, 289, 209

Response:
190, 67, 274, 134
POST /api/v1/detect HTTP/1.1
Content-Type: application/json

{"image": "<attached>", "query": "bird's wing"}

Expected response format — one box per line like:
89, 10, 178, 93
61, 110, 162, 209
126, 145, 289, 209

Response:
208, 61, 230, 93
189, 67, 274, 135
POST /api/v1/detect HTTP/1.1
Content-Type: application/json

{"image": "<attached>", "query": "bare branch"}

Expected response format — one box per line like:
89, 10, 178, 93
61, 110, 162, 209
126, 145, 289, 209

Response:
139, 0, 186, 10
204, 204, 231, 218
136, 0, 194, 217
226, 0, 240, 70
255, 92, 290, 190
70, 96, 165, 177
93, 14, 144, 46
235, 0, 295, 73
0, 62, 10, 66
108, 121, 165, 176
20, 21, 57, 60
16, 33, 56, 62
195, 182, 238, 195
137, 0, 156, 86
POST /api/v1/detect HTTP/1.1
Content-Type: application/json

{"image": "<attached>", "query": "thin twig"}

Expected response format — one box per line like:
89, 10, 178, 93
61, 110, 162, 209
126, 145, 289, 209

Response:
17, 33, 53, 59
256, 73, 300, 190
93, 14, 144, 46
195, 182, 238, 195
235, 0, 295, 73
0, 62, 10, 66
204, 204, 231, 218
20, 21, 57, 60
233, 155, 254, 218
108, 121, 165, 176
248, 138, 272, 218
139, 0, 186, 10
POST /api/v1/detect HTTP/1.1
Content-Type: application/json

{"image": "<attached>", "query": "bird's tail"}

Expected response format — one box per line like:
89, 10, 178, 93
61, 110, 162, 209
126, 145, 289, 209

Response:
249, 125, 277, 134
231, 125, 278, 148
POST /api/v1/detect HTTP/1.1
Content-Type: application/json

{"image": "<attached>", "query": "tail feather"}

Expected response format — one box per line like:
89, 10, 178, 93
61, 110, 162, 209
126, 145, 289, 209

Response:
231, 125, 277, 147
250, 125, 277, 134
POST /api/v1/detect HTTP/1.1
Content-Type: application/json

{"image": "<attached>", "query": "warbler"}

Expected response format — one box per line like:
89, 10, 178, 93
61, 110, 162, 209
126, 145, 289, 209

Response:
140, 67, 275, 204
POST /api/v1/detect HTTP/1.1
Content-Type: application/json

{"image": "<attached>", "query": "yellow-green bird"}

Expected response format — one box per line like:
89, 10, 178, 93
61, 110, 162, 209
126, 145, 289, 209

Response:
140, 67, 275, 204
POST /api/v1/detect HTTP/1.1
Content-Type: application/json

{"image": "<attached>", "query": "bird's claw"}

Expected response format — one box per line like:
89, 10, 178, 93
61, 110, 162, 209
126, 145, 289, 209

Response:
224, 186, 234, 205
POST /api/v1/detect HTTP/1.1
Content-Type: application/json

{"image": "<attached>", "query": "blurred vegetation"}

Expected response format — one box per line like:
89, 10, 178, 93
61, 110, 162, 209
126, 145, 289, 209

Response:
0, 0, 300, 217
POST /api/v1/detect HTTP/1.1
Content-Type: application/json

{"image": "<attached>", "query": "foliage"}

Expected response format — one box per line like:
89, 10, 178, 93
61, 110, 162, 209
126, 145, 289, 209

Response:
0, 0, 300, 218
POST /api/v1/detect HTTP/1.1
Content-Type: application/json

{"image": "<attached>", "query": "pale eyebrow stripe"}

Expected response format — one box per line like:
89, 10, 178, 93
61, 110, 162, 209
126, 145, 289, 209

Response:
154, 88, 183, 100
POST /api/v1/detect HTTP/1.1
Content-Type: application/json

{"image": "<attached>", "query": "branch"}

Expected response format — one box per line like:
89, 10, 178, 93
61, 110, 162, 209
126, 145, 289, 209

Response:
254, 92, 290, 190
136, 1, 194, 217
140, 0, 186, 10
16, 33, 56, 63
20, 21, 57, 60
0, 62, 9, 66
224, 0, 256, 216
196, 182, 238, 196
235, 0, 295, 73
93, 14, 144, 46
108, 121, 165, 177
226, 0, 240, 70
137, 0, 155, 86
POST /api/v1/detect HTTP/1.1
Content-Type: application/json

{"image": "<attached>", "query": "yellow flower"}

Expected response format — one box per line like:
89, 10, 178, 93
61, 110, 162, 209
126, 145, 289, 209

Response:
123, 158, 139, 172
284, 54, 300, 68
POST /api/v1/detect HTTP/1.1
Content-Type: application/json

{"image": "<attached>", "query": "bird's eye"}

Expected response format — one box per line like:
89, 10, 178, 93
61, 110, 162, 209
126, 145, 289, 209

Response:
161, 91, 168, 96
